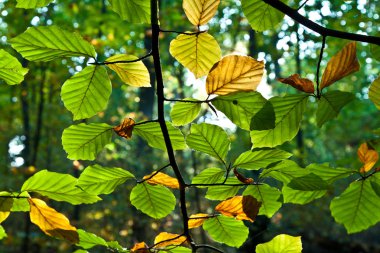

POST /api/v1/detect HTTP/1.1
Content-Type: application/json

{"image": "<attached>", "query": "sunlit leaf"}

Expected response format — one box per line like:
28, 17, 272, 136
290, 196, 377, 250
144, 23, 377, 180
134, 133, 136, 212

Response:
282, 186, 326, 205
77, 229, 107, 249
154, 232, 187, 248
114, 118, 136, 139
62, 123, 113, 160
358, 143, 379, 173
169, 33, 221, 78
260, 160, 307, 183
77, 164, 135, 195
130, 242, 149, 253
205, 177, 242, 200
165, 246, 192, 253
10, 26, 96, 61
369, 76, 380, 109
0, 212, 10, 224
170, 99, 202, 126
203, 215, 248, 247
320, 42, 360, 89
278, 74, 314, 93
188, 213, 210, 228
28, 198, 79, 243
243, 184, 282, 218
233, 148, 291, 170
256, 234, 302, 253
183, 0, 220, 26
306, 164, 356, 184
107, 241, 128, 252
61, 65, 111, 120
191, 167, 225, 186
0, 226, 6, 240
143, 172, 179, 189
109, 0, 150, 23
0, 192, 30, 212
130, 183, 176, 219
206, 55, 264, 95
215, 196, 261, 222
0, 49, 28, 85
16, 0, 54, 8
22, 170, 101, 205
106, 55, 150, 87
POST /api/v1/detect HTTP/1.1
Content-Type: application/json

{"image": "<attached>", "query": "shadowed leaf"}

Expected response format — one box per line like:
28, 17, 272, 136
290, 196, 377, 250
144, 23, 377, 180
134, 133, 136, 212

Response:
215, 195, 261, 222
369, 76, 380, 109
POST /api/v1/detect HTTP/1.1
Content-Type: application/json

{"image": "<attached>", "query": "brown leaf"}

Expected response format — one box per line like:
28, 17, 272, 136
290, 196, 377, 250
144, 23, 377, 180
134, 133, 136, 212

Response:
188, 213, 211, 228
183, 0, 220, 26
358, 143, 379, 173
278, 74, 315, 93
154, 232, 187, 248
143, 172, 179, 189
233, 168, 254, 184
320, 42, 360, 89
130, 242, 149, 253
206, 55, 264, 95
114, 118, 135, 139
28, 198, 78, 243
215, 195, 261, 222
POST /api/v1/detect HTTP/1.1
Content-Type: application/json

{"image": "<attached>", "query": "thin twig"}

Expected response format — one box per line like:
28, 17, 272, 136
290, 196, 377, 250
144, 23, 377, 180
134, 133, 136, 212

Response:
159, 29, 207, 35
90, 52, 153, 65
195, 244, 224, 253
316, 36, 326, 98
134, 119, 159, 126
164, 98, 211, 103
149, 233, 186, 249
186, 182, 261, 187
136, 164, 171, 183
297, 0, 310, 11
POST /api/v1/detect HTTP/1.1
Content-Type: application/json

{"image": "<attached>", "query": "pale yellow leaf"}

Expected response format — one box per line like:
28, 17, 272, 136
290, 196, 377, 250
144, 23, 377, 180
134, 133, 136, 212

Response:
358, 143, 379, 173
154, 232, 187, 248
170, 33, 221, 79
0, 212, 10, 223
143, 172, 179, 189
130, 242, 149, 253
183, 0, 220, 26
106, 54, 151, 87
114, 118, 135, 139
320, 42, 360, 89
188, 213, 210, 228
278, 74, 315, 93
215, 195, 261, 222
28, 198, 78, 243
206, 55, 264, 95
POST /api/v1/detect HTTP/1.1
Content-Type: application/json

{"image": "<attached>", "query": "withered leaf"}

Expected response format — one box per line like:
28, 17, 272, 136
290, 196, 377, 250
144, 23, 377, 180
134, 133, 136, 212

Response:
114, 118, 135, 139
358, 143, 379, 173
233, 168, 254, 184
278, 74, 315, 93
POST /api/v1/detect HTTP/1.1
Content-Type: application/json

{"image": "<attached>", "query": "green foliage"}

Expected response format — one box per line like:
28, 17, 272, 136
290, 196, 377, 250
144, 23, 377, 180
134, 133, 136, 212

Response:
0, 226, 6, 240
256, 234, 302, 253
109, 0, 150, 23
16, 0, 54, 8
243, 184, 282, 217
205, 177, 241, 200
0, 192, 30, 212
77, 229, 107, 249
170, 99, 202, 126
191, 167, 225, 185
369, 76, 380, 109
0, 50, 28, 85
233, 148, 292, 170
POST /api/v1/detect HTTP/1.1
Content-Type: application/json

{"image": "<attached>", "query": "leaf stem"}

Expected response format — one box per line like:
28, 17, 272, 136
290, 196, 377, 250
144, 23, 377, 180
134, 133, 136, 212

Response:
316, 35, 326, 98
164, 98, 211, 103
136, 164, 171, 183
91, 52, 153, 65
159, 29, 207, 35
134, 119, 159, 126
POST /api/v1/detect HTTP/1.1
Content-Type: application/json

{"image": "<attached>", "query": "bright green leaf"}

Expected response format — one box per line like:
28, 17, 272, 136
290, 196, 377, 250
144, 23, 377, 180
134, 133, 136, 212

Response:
191, 167, 225, 186
256, 234, 302, 253
0, 49, 28, 85
205, 177, 241, 200
61, 65, 111, 120
10, 26, 96, 61
260, 160, 308, 183
170, 99, 202, 126
107, 241, 128, 252
62, 123, 113, 160
77, 229, 108, 249
282, 186, 326, 205
203, 215, 248, 247
369, 76, 380, 110
306, 164, 356, 184
130, 183, 176, 219
0, 226, 6, 240
165, 246, 192, 253
233, 148, 291, 170
109, 0, 150, 23
243, 184, 282, 218
250, 101, 276, 130
287, 173, 329, 191
73, 250, 88, 253
16, 0, 53, 8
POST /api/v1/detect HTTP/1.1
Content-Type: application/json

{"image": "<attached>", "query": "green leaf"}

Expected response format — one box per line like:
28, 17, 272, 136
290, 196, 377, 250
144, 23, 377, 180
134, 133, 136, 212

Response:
0, 50, 28, 85
330, 180, 380, 233
109, 0, 150, 23
186, 123, 230, 163
165, 246, 192, 253
371, 181, 380, 198
16, 0, 53, 8
191, 167, 225, 186
306, 164, 356, 184
0, 192, 30, 212
107, 241, 128, 252
369, 76, 380, 110
260, 160, 308, 183
241, 0, 286, 32
0, 226, 6, 240
0, 194, 13, 212
61, 65, 111, 120
77, 229, 108, 249
130, 183, 176, 219
10, 26, 96, 61
134, 122, 186, 151
233, 148, 292, 170
370, 44, 380, 61
170, 99, 202, 126
205, 178, 241, 200
243, 184, 282, 218
282, 186, 326, 205
316, 91, 355, 127
62, 123, 113, 160
73, 250, 89, 253
287, 173, 328, 191
256, 234, 302, 253
21, 170, 101, 205
250, 101, 275, 130
250, 94, 308, 148
77, 164, 135, 195
211, 91, 267, 130
203, 215, 248, 247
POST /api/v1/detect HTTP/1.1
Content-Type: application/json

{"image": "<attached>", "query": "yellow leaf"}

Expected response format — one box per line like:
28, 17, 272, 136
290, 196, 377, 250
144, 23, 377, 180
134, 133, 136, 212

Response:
114, 118, 135, 139
143, 172, 179, 189
320, 42, 360, 89
215, 195, 261, 222
170, 33, 221, 79
188, 213, 210, 228
206, 55, 264, 95
278, 74, 315, 93
130, 242, 149, 253
358, 143, 379, 173
105, 54, 151, 87
28, 198, 78, 243
154, 232, 187, 248
0, 212, 10, 223
183, 0, 220, 26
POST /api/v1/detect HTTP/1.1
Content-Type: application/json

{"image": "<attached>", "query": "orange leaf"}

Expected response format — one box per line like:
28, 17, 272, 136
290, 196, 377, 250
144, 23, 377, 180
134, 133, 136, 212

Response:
143, 172, 179, 189
278, 74, 315, 93
320, 42, 360, 90
233, 168, 254, 184
114, 118, 135, 139
188, 213, 210, 228
130, 242, 149, 253
28, 198, 78, 243
358, 143, 379, 173
154, 232, 187, 248
215, 195, 261, 222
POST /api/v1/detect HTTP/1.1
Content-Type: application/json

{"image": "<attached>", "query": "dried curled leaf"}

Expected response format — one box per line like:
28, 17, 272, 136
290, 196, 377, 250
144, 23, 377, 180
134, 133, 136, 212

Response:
215, 195, 261, 222
278, 74, 314, 93
358, 143, 379, 173
188, 213, 211, 228
183, 0, 220, 26
130, 242, 149, 253
233, 168, 254, 184
143, 172, 179, 189
114, 118, 135, 139
154, 232, 187, 248
320, 42, 360, 90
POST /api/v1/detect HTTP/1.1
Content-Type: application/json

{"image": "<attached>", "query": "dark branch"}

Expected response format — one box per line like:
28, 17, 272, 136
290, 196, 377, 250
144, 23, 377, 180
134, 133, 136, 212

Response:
195, 244, 224, 253
136, 164, 171, 183
159, 29, 207, 35
91, 52, 153, 65
164, 98, 211, 103
316, 35, 326, 98
134, 119, 159, 126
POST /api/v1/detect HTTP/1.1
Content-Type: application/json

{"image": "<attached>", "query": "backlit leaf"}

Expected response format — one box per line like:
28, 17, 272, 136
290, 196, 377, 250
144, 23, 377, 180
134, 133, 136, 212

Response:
170, 99, 202, 126
28, 198, 79, 243
183, 0, 220, 26
61, 65, 111, 120
0, 49, 28, 85
256, 234, 302, 253
154, 232, 187, 248
10, 26, 96, 61
243, 184, 282, 218
0, 192, 30, 212
169, 33, 221, 78
206, 55, 264, 95
131, 242, 149, 253
282, 186, 326, 205
109, 0, 150, 23
369, 76, 380, 109
250, 101, 276, 130
77, 229, 107, 249
358, 143, 379, 173
0, 212, 10, 223
320, 42, 360, 89
62, 123, 113, 160
106, 54, 150, 87
260, 160, 307, 183
0, 226, 6, 240
130, 183, 176, 219
143, 172, 179, 189
165, 246, 192, 253
114, 118, 135, 139
306, 164, 356, 184
233, 148, 292, 170
278, 74, 314, 93
287, 173, 328, 191
188, 213, 210, 228
215, 195, 261, 222
16, 0, 54, 8
203, 215, 248, 247
191, 167, 225, 186
205, 177, 242, 200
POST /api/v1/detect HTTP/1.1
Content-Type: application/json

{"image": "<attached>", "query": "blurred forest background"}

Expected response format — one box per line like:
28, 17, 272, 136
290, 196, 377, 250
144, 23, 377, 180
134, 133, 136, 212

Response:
0, 0, 379, 252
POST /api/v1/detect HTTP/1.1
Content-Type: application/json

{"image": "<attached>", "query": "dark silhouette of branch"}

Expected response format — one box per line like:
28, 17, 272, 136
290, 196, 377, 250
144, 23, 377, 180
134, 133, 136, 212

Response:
316, 36, 326, 98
